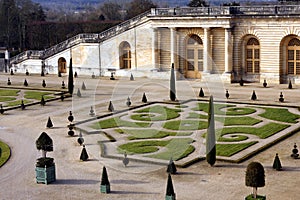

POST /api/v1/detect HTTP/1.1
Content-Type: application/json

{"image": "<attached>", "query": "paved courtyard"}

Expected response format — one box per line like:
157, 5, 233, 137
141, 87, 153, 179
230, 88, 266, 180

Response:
0, 72, 300, 200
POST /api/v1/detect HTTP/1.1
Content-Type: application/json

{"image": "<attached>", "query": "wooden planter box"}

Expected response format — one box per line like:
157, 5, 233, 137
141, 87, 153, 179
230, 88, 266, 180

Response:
35, 165, 56, 184
100, 184, 110, 193
165, 194, 176, 200
245, 194, 266, 200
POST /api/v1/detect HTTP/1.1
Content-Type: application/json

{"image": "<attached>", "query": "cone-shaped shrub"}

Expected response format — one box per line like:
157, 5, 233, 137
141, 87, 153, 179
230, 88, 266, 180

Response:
126, 97, 131, 107
166, 173, 176, 199
263, 79, 267, 88
166, 158, 177, 174
81, 82, 86, 90
0, 105, 4, 114
108, 101, 114, 112
199, 88, 204, 97
36, 132, 53, 158
142, 93, 147, 103
100, 166, 111, 193
288, 79, 292, 89
77, 88, 81, 97
7, 78, 11, 85
130, 73, 134, 81
251, 90, 257, 101
225, 89, 229, 99
245, 162, 265, 199
24, 79, 28, 86
42, 80, 46, 88
273, 153, 282, 170
206, 96, 216, 167
170, 63, 176, 101
10, 69, 14, 75
74, 71, 78, 78
60, 94, 64, 101
68, 58, 74, 95
46, 117, 53, 128
80, 145, 89, 161
41, 96, 46, 106
123, 152, 129, 167
21, 100, 25, 110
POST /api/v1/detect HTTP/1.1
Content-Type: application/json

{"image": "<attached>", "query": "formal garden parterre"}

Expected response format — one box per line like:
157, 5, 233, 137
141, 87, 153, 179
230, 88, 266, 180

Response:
77, 99, 300, 166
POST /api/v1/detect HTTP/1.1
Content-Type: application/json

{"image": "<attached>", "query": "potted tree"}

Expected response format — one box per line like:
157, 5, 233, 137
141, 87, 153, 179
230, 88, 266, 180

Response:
245, 162, 266, 200
100, 166, 110, 193
165, 173, 176, 200
35, 132, 56, 184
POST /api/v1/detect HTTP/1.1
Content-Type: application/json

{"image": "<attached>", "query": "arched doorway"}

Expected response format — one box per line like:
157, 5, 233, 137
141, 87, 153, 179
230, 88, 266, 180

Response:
119, 42, 131, 69
185, 34, 203, 79
58, 57, 67, 73
280, 36, 300, 83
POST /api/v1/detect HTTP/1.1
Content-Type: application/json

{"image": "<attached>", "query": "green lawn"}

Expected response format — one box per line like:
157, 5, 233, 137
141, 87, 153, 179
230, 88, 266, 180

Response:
24, 91, 53, 100
131, 105, 181, 121
216, 142, 257, 157
259, 107, 300, 123
0, 97, 16, 102
193, 103, 256, 115
163, 119, 208, 130
91, 116, 151, 129
0, 140, 10, 167
5, 99, 32, 107
0, 89, 19, 96
115, 129, 192, 140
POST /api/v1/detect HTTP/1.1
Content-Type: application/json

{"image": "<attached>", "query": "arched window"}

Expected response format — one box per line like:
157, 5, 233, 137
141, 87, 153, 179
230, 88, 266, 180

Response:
120, 42, 131, 69
186, 34, 203, 72
246, 38, 260, 73
287, 38, 300, 75
58, 57, 67, 73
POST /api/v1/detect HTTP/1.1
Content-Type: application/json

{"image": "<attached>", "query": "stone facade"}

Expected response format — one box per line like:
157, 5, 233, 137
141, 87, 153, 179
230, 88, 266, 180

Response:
9, 5, 300, 83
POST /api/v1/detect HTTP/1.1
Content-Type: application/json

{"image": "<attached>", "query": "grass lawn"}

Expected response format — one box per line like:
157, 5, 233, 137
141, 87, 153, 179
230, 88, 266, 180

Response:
0, 140, 10, 167
259, 107, 300, 123
24, 91, 53, 100
0, 97, 16, 102
131, 105, 181, 121
91, 116, 151, 129
193, 103, 256, 115
0, 89, 19, 96
163, 119, 208, 130
5, 99, 32, 107
216, 142, 257, 157
118, 138, 195, 161
115, 129, 192, 140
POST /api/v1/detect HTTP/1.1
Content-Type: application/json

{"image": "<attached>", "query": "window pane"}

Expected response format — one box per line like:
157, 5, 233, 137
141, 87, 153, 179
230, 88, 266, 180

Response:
254, 61, 260, 73
288, 62, 294, 74
254, 49, 259, 59
187, 61, 194, 71
198, 49, 203, 59
246, 49, 252, 59
247, 61, 253, 73
288, 50, 294, 60
198, 61, 203, 71
296, 62, 300, 75
187, 49, 194, 59
296, 50, 300, 60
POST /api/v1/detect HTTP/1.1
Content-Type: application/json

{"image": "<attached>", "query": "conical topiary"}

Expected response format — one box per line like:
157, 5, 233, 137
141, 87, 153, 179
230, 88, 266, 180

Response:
130, 73, 134, 81
46, 117, 53, 128
166, 158, 177, 174
166, 173, 176, 200
68, 58, 74, 95
42, 80, 46, 88
60, 94, 64, 101
263, 79, 267, 88
206, 96, 216, 167
24, 79, 28, 86
225, 89, 229, 99
74, 71, 78, 78
41, 96, 46, 106
81, 82, 86, 90
279, 92, 284, 102
122, 152, 129, 167
77, 88, 81, 97
10, 69, 14, 75
142, 93, 147, 103
26, 69, 29, 76
108, 101, 114, 112
288, 79, 292, 89
199, 88, 204, 97
272, 153, 282, 171
100, 166, 111, 193
251, 90, 257, 101
80, 145, 89, 161
7, 78, 11, 85
0, 105, 4, 114
36, 132, 53, 158
170, 63, 176, 101
21, 100, 25, 110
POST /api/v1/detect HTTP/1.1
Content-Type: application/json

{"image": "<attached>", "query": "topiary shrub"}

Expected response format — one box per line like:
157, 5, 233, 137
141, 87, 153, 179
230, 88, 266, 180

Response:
10, 69, 14, 75
142, 93, 147, 103
61, 81, 66, 89
21, 100, 25, 110
251, 90, 257, 101
225, 89, 229, 99
68, 58, 74, 95
74, 71, 78, 78
123, 152, 129, 167
80, 145, 89, 161
77, 88, 81, 97
81, 82, 86, 90
126, 97, 131, 107
263, 79, 267, 88
46, 117, 53, 128
206, 96, 216, 167
108, 101, 114, 112
170, 63, 176, 101
288, 79, 292, 89
239, 78, 244, 86
36, 132, 53, 159
199, 88, 204, 97
42, 80, 46, 88
130, 73, 134, 81
272, 153, 282, 171
24, 79, 28, 87
110, 72, 115, 80
41, 96, 46, 106
0, 105, 4, 114
68, 111, 74, 123
166, 173, 176, 200
100, 166, 110, 193
279, 92, 284, 102
7, 78, 11, 85
291, 143, 299, 159
166, 158, 177, 174
245, 162, 265, 199
26, 69, 29, 76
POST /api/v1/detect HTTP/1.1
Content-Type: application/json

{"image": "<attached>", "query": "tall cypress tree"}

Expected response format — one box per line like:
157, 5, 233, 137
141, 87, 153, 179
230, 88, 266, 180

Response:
206, 95, 216, 166
170, 63, 176, 101
68, 58, 74, 95
166, 173, 176, 198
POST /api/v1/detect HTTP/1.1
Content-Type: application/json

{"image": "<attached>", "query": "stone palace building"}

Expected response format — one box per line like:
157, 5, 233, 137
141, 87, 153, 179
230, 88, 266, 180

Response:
9, 5, 300, 83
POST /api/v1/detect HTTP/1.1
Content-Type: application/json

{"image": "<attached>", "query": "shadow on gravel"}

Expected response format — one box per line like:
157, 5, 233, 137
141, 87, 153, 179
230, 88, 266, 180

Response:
110, 179, 148, 185
54, 179, 99, 185
110, 190, 159, 195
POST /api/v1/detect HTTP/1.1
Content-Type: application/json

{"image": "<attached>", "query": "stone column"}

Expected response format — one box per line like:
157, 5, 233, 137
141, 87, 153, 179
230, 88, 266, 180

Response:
170, 27, 176, 66
152, 28, 158, 68
203, 28, 211, 72
225, 28, 233, 73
